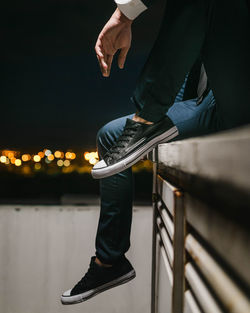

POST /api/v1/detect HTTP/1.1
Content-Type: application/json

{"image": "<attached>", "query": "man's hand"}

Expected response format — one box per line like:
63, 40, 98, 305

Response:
95, 8, 132, 77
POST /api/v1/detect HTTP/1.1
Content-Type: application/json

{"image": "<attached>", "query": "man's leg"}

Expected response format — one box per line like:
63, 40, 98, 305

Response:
61, 114, 137, 305
133, 0, 209, 123
62, 88, 217, 304
95, 114, 134, 265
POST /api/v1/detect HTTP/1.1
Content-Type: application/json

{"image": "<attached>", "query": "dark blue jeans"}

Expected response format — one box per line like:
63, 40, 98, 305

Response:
95, 88, 216, 264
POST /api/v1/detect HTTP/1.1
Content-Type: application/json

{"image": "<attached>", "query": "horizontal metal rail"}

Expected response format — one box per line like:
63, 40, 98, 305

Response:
157, 175, 179, 216
185, 262, 223, 313
184, 289, 202, 313
160, 244, 173, 286
186, 234, 250, 313
157, 201, 174, 240
156, 216, 173, 266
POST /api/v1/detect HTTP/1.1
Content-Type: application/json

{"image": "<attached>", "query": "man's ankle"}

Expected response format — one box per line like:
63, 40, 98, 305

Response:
132, 114, 153, 125
95, 257, 112, 268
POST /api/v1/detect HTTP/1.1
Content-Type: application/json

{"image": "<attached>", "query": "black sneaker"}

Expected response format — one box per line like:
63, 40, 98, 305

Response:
61, 256, 136, 305
92, 116, 178, 179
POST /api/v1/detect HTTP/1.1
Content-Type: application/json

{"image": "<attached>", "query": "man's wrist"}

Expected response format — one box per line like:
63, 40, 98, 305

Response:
114, 8, 133, 24
115, 0, 147, 20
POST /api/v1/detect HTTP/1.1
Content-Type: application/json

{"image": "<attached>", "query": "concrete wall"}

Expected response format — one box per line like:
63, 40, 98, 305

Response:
0, 205, 152, 313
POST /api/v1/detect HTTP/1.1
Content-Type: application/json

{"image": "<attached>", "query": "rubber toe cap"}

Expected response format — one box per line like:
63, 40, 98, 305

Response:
62, 289, 72, 297
93, 159, 107, 170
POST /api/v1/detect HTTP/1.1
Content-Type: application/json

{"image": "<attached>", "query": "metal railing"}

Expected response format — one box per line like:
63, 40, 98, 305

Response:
150, 125, 250, 313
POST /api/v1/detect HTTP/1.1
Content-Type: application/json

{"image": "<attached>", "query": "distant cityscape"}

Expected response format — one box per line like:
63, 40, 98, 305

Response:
0, 148, 152, 175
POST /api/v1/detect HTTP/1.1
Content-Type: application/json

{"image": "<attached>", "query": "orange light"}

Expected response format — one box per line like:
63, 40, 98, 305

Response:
57, 159, 64, 167
70, 152, 76, 160
89, 157, 98, 165
84, 152, 90, 161
22, 154, 31, 162
84, 151, 98, 164
34, 163, 41, 170
33, 155, 41, 162
0, 156, 7, 163
15, 159, 22, 167
48, 154, 54, 161
10, 157, 16, 164
7, 152, 15, 159
54, 151, 61, 158
63, 160, 70, 167
65, 152, 72, 159
2, 150, 12, 157
38, 151, 45, 158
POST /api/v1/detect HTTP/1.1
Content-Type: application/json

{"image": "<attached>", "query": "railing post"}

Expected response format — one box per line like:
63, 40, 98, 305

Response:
172, 190, 185, 313
151, 148, 158, 313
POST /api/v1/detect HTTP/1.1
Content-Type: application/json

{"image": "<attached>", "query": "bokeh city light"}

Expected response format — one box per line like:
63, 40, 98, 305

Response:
0, 148, 152, 176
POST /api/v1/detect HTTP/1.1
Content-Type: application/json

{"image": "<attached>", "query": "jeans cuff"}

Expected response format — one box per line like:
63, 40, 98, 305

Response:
137, 103, 168, 123
132, 94, 169, 123
95, 252, 125, 265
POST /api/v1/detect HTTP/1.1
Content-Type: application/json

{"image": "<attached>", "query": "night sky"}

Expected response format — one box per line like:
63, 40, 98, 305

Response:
1, 0, 165, 150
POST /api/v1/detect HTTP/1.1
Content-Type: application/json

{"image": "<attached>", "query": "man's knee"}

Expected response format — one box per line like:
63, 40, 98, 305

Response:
96, 122, 116, 158
96, 115, 132, 158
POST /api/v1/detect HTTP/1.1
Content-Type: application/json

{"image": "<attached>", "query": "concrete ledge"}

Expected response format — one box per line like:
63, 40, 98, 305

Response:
157, 125, 250, 224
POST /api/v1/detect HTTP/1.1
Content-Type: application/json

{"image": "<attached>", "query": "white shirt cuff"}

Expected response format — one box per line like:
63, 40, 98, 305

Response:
115, 0, 148, 20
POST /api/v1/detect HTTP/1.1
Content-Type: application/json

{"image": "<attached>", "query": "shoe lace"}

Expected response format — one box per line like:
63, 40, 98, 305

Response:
106, 124, 138, 159
75, 262, 96, 288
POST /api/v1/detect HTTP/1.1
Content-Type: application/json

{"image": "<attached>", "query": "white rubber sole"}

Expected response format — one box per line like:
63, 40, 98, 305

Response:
61, 269, 136, 305
92, 126, 178, 179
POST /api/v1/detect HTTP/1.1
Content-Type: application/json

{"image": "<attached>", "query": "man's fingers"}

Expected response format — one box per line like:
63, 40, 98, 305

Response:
106, 55, 114, 77
95, 41, 104, 58
118, 47, 129, 69
96, 55, 104, 74
95, 39, 108, 76
97, 54, 109, 76
95, 34, 124, 76
95, 38, 105, 60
